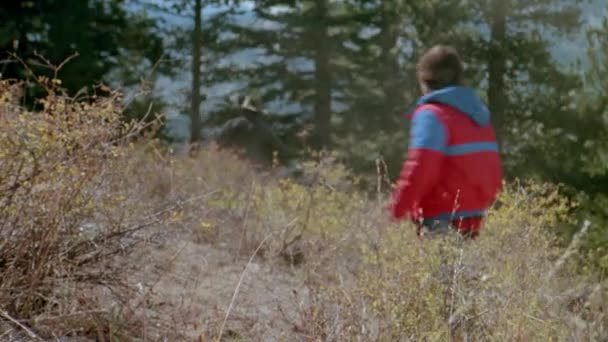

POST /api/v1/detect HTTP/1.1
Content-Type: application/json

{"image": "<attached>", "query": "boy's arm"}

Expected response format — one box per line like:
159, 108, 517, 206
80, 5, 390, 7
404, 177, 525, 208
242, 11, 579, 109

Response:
389, 109, 447, 220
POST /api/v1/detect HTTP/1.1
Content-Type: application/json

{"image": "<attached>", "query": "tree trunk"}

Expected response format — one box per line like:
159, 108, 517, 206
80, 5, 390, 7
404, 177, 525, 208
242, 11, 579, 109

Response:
380, 9, 403, 127
313, 0, 332, 150
190, 0, 203, 142
487, 0, 508, 137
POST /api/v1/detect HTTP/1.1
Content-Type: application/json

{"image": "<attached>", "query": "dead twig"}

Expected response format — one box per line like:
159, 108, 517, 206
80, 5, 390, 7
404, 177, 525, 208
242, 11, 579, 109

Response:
216, 233, 272, 341
0, 309, 44, 341
236, 181, 256, 260
546, 220, 591, 281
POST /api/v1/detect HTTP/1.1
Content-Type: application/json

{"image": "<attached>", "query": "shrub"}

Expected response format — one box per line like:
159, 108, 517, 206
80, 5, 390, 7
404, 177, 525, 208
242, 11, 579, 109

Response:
0, 79, 159, 339
163, 145, 607, 341
284, 180, 607, 341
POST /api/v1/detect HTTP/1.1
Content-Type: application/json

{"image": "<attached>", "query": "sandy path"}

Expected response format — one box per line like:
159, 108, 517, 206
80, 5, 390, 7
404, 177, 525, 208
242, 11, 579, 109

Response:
122, 229, 309, 341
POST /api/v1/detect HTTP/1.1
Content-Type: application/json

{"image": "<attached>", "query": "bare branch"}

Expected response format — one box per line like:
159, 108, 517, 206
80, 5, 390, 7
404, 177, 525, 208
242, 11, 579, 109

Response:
0, 309, 44, 341
55, 52, 80, 78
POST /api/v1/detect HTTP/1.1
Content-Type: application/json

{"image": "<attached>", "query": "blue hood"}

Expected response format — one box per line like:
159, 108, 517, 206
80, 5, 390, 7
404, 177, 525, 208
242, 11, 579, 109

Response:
416, 86, 491, 126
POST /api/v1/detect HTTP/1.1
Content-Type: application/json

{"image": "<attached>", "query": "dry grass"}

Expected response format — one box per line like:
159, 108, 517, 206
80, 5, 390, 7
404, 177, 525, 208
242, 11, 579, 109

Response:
0, 79, 606, 341
205, 161, 608, 341
0, 78, 173, 340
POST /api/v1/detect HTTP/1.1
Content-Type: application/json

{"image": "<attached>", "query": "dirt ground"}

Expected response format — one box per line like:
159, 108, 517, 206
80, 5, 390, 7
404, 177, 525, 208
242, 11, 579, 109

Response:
116, 226, 311, 341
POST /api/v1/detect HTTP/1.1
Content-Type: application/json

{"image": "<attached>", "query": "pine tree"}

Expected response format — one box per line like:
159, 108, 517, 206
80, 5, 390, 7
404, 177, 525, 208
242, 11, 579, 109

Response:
332, 0, 473, 177
0, 0, 165, 98
215, 0, 362, 150
190, 0, 204, 142
464, 0, 583, 144
133, 0, 243, 143
542, 12, 608, 268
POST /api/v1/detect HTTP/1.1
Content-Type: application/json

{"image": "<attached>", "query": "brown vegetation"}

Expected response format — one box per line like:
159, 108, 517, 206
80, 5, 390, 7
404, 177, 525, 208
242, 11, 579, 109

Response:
0, 80, 606, 341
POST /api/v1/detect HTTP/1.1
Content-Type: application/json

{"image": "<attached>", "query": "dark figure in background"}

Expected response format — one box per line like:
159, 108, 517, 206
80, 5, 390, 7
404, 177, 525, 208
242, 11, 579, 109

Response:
210, 95, 301, 174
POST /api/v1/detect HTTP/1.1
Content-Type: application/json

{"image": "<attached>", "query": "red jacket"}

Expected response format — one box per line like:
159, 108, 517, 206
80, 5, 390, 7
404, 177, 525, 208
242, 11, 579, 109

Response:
389, 86, 503, 229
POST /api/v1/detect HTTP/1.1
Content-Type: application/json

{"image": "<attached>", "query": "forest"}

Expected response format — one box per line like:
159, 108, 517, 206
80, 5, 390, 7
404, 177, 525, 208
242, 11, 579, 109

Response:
1, 0, 607, 340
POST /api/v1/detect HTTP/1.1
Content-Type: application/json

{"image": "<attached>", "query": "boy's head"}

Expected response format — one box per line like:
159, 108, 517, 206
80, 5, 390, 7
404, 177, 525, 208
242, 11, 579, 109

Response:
417, 45, 464, 94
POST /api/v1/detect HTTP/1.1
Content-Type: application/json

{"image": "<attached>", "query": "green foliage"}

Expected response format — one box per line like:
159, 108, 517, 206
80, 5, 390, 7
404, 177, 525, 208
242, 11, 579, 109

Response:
0, 0, 166, 98
209, 0, 366, 148
333, 0, 475, 176
576, 28, 608, 262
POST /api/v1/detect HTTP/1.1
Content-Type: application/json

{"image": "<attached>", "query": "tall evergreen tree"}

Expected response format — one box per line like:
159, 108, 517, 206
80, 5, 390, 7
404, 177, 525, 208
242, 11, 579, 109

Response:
463, 0, 583, 146
135, 0, 243, 143
215, 0, 362, 150
576, 10, 608, 264
190, 0, 204, 142
333, 0, 473, 177
0, 0, 165, 97
514, 11, 608, 268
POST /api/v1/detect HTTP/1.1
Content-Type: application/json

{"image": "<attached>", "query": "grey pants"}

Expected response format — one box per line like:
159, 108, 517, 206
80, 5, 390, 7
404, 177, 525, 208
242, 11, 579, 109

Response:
420, 219, 452, 235
419, 219, 479, 240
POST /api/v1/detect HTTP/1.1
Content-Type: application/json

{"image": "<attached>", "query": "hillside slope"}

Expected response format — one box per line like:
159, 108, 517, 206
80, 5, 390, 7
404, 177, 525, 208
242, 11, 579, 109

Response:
0, 81, 606, 341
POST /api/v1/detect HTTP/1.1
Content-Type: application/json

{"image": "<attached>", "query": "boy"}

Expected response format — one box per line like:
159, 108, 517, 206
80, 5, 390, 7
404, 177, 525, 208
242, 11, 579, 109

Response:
388, 45, 503, 239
